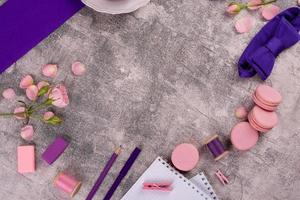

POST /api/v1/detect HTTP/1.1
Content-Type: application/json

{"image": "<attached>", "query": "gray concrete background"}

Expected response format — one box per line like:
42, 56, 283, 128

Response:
0, 0, 299, 199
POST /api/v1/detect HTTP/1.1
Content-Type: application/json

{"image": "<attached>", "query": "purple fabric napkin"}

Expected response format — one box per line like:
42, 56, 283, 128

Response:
238, 7, 300, 80
0, 0, 84, 73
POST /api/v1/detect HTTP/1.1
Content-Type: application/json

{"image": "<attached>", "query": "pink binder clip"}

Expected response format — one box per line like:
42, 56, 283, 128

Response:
143, 182, 173, 191
215, 169, 229, 185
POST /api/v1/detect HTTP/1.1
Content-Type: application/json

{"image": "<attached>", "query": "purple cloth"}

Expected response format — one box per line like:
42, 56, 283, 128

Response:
238, 7, 300, 80
0, 0, 84, 73
42, 136, 69, 165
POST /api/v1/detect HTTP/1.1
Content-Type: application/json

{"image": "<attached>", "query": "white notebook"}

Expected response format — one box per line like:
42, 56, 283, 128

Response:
190, 172, 218, 200
121, 157, 212, 200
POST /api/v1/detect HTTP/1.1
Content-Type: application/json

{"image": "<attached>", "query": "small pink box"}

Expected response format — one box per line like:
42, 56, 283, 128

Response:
17, 145, 35, 173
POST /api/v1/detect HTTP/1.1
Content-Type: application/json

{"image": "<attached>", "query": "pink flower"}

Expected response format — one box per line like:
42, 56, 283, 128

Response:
49, 84, 69, 108
235, 16, 255, 33
26, 85, 39, 101
298, 0, 300, 6
247, 0, 263, 10
14, 107, 26, 119
71, 61, 86, 76
37, 81, 50, 90
19, 75, 34, 89
261, 4, 280, 20
2, 88, 16, 99
21, 125, 34, 141
235, 106, 248, 119
227, 3, 244, 14
42, 64, 58, 78
43, 111, 54, 120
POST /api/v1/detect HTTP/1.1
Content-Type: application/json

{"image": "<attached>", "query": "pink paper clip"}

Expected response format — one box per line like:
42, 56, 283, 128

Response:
215, 169, 229, 185
143, 182, 173, 191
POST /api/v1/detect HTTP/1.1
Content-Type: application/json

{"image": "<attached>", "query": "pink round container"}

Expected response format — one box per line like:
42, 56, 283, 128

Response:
231, 122, 259, 150
54, 172, 82, 197
171, 143, 199, 171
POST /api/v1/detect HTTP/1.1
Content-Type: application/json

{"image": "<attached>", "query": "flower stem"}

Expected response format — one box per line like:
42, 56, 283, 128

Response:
262, 0, 277, 5
0, 112, 14, 116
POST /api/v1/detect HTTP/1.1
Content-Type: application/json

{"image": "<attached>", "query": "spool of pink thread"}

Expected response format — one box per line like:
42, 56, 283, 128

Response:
54, 172, 82, 197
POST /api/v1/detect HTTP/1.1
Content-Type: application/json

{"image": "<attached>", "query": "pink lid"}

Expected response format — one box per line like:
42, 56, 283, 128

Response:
231, 122, 259, 150
251, 106, 278, 129
171, 143, 199, 171
255, 85, 282, 105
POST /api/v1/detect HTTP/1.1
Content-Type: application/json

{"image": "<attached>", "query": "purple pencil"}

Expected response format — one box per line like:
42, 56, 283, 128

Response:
85, 146, 122, 200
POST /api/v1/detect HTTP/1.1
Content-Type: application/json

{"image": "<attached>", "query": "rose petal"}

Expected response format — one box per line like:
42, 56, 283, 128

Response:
261, 4, 280, 20
19, 75, 34, 89
43, 111, 54, 120
37, 81, 50, 90
71, 62, 86, 76
14, 107, 26, 119
2, 88, 16, 99
42, 64, 58, 78
235, 16, 255, 33
21, 125, 34, 141
247, 0, 263, 10
235, 106, 248, 119
26, 85, 38, 101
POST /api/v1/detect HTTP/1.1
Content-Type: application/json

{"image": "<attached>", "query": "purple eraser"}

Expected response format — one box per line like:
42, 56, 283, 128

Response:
42, 136, 69, 165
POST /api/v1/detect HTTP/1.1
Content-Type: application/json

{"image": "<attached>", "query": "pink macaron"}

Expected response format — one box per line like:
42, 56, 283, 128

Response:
231, 122, 259, 150
252, 85, 282, 111
249, 106, 278, 130
171, 143, 199, 171
248, 111, 271, 133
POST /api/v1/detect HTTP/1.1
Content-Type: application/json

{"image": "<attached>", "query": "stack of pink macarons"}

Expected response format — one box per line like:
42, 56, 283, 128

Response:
231, 85, 282, 151
248, 85, 282, 133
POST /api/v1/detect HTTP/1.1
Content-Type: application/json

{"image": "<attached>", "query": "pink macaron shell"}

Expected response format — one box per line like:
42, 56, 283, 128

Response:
251, 106, 278, 129
255, 85, 282, 105
252, 93, 277, 111
231, 122, 259, 150
171, 143, 199, 171
248, 111, 271, 133
255, 91, 280, 107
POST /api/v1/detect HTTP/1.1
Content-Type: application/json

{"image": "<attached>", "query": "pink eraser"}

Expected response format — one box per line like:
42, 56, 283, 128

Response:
171, 143, 199, 171
231, 122, 259, 150
17, 145, 35, 173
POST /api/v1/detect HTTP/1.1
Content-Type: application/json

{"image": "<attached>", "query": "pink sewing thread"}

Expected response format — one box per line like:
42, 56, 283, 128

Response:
54, 172, 82, 197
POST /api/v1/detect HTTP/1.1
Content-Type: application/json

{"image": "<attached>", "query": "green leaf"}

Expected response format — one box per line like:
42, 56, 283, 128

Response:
38, 86, 50, 97
45, 116, 62, 125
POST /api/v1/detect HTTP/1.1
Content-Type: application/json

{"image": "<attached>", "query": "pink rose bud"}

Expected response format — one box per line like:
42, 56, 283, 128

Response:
247, 0, 263, 10
42, 64, 58, 78
71, 61, 86, 76
49, 84, 69, 108
20, 125, 34, 141
2, 88, 16, 99
43, 111, 54, 120
14, 107, 26, 119
19, 75, 34, 89
227, 3, 243, 14
261, 4, 280, 20
37, 81, 50, 90
235, 106, 248, 119
26, 85, 39, 101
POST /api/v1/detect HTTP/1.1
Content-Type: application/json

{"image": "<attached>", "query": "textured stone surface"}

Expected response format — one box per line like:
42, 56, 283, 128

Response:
0, 0, 300, 200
